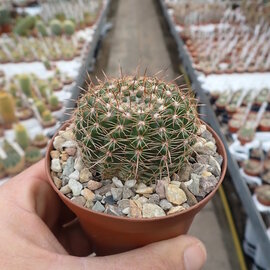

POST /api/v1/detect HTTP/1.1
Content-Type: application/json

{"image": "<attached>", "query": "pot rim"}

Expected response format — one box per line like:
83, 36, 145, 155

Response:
45, 120, 227, 222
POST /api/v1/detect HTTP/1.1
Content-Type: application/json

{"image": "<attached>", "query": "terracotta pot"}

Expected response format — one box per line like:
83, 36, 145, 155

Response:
228, 121, 240, 133
255, 185, 270, 206
238, 136, 253, 146
243, 159, 262, 177
45, 122, 227, 256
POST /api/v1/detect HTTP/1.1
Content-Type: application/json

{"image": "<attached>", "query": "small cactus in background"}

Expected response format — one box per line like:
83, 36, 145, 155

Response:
63, 20, 75, 36
14, 16, 36, 36
0, 91, 17, 127
9, 83, 17, 97
32, 133, 48, 148
73, 76, 199, 182
42, 110, 53, 122
14, 124, 30, 150
35, 100, 46, 116
49, 95, 60, 110
50, 19, 62, 36
19, 74, 32, 98
36, 20, 48, 36
25, 146, 42, 164
42, 58, 52, 70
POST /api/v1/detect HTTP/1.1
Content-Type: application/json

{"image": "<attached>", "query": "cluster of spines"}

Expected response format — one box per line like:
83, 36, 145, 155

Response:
73, 76, 199, 183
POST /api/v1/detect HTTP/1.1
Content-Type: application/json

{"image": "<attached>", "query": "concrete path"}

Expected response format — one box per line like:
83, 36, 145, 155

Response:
105, 0, 236, 269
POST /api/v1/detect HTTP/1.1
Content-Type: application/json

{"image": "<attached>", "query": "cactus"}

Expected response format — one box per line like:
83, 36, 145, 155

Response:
14, 124, 30, 150
32, 133, 48, 148
35, 100, 46, 115
36, 20, 48, 36
2, 140, 25, 175
0, 91, 17, 126
42, 58, 52, 70
19, 74, 32, 97
73, 76, 199, 182
42, 110, 53, 122
50, 19, 62, 36
14, 16, 36, 36
49, 95, 59, 109
63, 20, 75, 36
0, 8, 11, 26
9, 83, 17, 97
25, 146, 42, 164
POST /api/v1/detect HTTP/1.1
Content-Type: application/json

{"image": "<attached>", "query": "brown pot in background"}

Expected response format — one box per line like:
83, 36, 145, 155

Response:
45, 122, 227, 256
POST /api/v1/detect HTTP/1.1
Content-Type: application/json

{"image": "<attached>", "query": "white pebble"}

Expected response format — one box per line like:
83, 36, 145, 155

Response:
112, 177, 123, 188
69, 170, 80, 180
68, 179, 83, 196
51, 159, 62, 173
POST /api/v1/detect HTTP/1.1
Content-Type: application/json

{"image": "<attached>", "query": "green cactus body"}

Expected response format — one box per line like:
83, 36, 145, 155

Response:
42, 110, 53, 122
36, 20, 48, 36
19, 75, 32, 97
14, 16, 36, 36
14, 124, 30, 150
73, 76, 199, 182
35, 100, 46, 115
63, 20, 75, 36
50, 19, 62, 36
49, 95, 59, 109
25, 146, 42, 164
0, 91, 17, 125
0, 8, 11, 26
9, 83, 17, 97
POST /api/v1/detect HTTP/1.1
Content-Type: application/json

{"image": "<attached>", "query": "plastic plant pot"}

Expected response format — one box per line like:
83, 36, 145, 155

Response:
45, 121, 227, 256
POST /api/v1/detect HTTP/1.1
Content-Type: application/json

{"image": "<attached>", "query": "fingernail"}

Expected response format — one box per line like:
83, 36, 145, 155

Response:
184, 242, 207, 270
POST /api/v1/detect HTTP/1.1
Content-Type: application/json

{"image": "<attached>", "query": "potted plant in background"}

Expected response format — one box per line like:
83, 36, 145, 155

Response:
46, 75, 227, 255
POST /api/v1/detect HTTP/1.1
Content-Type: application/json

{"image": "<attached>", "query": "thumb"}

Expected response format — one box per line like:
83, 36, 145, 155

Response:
57, 235, 207, 270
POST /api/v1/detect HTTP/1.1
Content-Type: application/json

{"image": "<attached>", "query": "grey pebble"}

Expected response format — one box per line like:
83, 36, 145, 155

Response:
71, 196, 86, 206
105, 205, 122, 216
125, 179, 136, 188
112, 177, 123, 188
123, 186, 135, 199
111, 187, 123, 201
117, 199, 130, 211
92, 201, 105, 212
159, 199, 172, 210
148, 194, 160, 204
104, 195, 115, 205
60, 184, 71, 194
62, 157, 74, 177
68, 178, 83, 196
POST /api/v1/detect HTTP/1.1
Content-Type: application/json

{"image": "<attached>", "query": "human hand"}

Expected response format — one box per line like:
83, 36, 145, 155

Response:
0, 159, 206, 270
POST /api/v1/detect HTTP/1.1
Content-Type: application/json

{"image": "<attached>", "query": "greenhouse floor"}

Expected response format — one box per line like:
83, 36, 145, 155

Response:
92, 0, 240, 269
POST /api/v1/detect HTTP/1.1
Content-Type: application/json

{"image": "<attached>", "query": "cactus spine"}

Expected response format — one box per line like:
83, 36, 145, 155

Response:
73, 76, 199, 182
14, 124, 30, 150
0, 91, 17, 126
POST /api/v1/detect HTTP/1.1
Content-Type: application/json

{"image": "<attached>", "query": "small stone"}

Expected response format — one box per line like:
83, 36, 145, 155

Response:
192, 163, 206, 175
61, 152, 69, 162
159, 199, 172, 210
201, 171, 212, 178
133, 194, 140, 200
204, 141, 216, 151
166, 184, 187, 205
94, 194, 103, 201
125, 179, 136, 188
105, 191, 112, 197
186, 174, 200, 196
171, 181, 181, 187
148, 194, 160, 204
201, 129, 214, 142
81, 188, 95, 201
74, 157, 84, 171
178, 163, 192, 182
62, 140, 77, 148
62, 157, 74, 176
196, 155, 209, 165
66, 193, 72, 199
172, 173, 180, 181
123, 186, 135, 199
117, 199, 130, 211
122, 207, 130, 215
51, 159, 62, 173
105, 205, 122, 216
104, 195, 114, 205
68, 179, 83, 196
60, 185, 71, 194
71, 196, 86, 206
155, 179, 169, 199
137, 183, 147, 189
87, 180, 102, 191
112, 177, 123, 188
85, 200, 94, 209
50, 150, 60, 159
79, 168, 92, 183
53, 136, 65, 151
180, 183, 198, 206
167, 206, 185, 215
199, 175, 218, 197
129, 200, 142, 218
92, 201, 105, 212
137, 196, 148, 205
208, 156, 221, 177
142, 203, 166, 218
95, 184, 113, 196
111, 187, 123, 201
53, 176, 62, 189
61, 129, 74, 141
69, 170, 80, 180
182, 203, 190, 209
136, 187, 154, 195
65, 147, 77, 156
214, 154, 223, 166
197, 124, 207, 135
